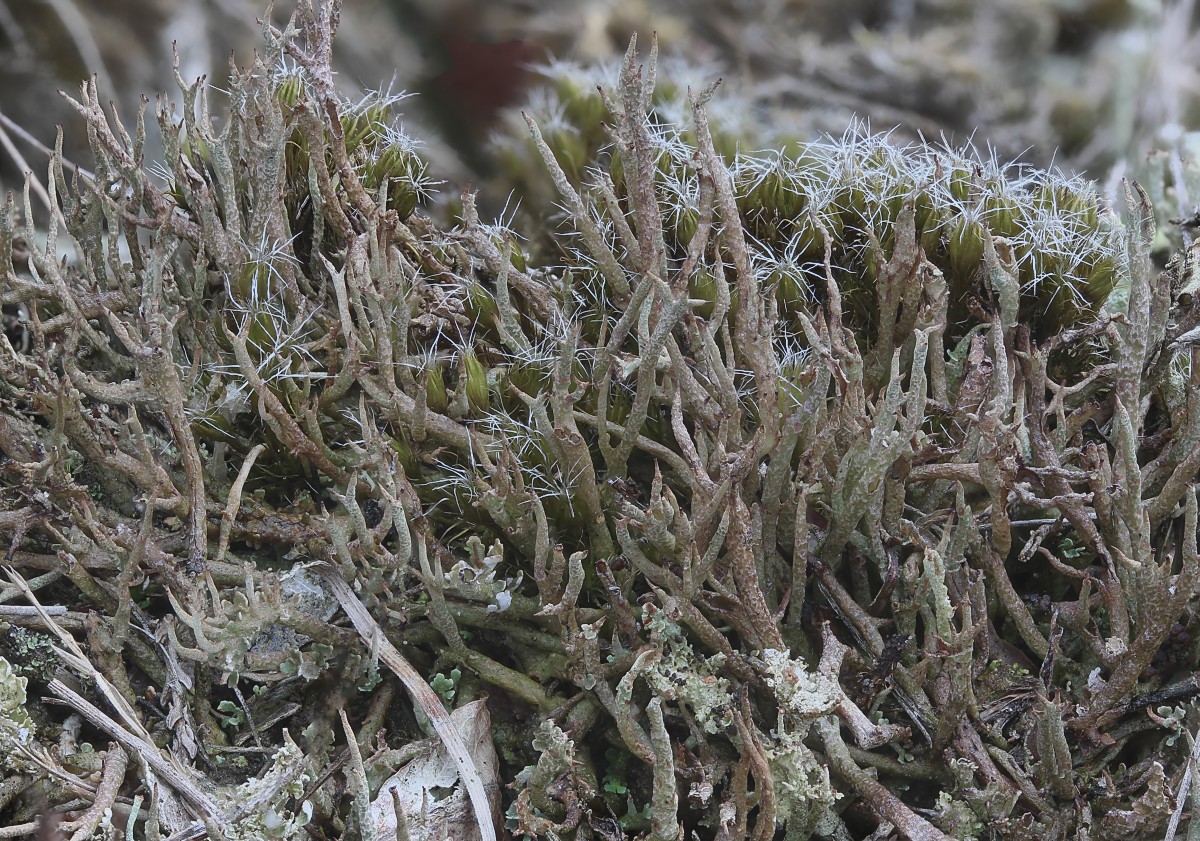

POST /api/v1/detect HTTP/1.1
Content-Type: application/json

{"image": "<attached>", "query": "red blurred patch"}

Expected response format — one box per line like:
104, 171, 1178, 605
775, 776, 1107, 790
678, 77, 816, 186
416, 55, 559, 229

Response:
435, 34, 540, 128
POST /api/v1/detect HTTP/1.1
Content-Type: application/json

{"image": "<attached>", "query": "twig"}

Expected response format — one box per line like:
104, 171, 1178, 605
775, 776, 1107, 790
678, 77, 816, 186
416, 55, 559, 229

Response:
0, 605, 67, 616
67, 745, 128, 841
816, 716, 952, 841
45, 680, 220, 820
4, 567, 150, 739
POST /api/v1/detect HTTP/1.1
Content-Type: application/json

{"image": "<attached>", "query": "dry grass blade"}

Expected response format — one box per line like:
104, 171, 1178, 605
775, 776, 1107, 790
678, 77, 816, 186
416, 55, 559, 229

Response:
5, 566, 222, 823
313, 562, 497, 841
4, 567, 150, 741
45, 680, 220, 820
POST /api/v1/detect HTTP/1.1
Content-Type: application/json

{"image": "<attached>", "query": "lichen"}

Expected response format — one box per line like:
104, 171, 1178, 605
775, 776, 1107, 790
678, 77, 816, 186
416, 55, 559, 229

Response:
1, 626, 58, 683
640, 606, 734, 734
766, 715, 840, 832
761, 649, 841, 719
214, 731, 312, 841
0, 655, 36, 772
0, 3, 1197, 840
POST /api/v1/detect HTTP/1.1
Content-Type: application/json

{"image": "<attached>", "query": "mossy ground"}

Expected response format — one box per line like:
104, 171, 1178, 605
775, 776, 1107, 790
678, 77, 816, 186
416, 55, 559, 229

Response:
1, 3, 1200, 841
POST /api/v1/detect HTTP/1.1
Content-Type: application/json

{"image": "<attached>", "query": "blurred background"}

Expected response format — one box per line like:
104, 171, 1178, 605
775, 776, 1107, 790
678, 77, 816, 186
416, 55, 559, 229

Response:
0, 0, 1197, 209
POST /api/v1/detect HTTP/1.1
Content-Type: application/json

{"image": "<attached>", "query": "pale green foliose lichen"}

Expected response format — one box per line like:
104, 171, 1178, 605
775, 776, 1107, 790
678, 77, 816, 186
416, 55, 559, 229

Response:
444, 536, 520, 614
766, 716, 840, 831
521, 720, 577, 791
0, 655, 36, 771
760, 649, 840, 718
215, 731, 313, 840
641, 607, 733, 734
512, 719, 595, 832
935, 790, 984, 841
3, 627, 58, 682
